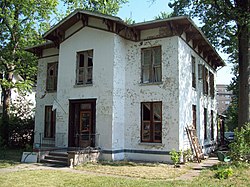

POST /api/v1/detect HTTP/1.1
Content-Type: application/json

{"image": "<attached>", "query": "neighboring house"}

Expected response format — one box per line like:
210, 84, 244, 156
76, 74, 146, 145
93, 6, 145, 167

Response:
27, 9, 225, 162
0, 74, 36, 116
216, 84, 233, 115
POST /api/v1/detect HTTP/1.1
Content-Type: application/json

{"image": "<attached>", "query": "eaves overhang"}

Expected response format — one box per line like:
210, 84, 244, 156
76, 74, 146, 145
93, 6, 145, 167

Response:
26, 9, 225, 68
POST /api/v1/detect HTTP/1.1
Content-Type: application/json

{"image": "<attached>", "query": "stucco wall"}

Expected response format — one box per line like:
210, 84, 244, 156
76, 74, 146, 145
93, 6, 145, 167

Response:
178, 37, 217, 154
56, 27, 115, 149
34, 48, 59, 145
122, 37, 180, 162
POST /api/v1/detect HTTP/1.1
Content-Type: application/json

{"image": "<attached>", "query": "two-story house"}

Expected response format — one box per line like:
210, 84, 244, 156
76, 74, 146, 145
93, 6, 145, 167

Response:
27, 9, 225, 162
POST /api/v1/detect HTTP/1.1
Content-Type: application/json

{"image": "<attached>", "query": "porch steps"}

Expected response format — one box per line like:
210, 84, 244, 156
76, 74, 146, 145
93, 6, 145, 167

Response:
40, 151, 68, 166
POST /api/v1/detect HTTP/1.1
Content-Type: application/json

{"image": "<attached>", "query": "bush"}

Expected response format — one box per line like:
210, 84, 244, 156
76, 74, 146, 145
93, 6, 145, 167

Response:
215, 167, 233, 179
229, 123, 250, 163
170, 149, 181, 166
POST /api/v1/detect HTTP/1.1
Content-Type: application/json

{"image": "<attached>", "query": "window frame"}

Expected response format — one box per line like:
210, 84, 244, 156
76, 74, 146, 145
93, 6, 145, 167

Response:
211, 110, 214, 140
204, 108, 207, 140
46, 62, 58, 92
141, 46, 162, 84
76, 50, 93, 85
191, 56, 196, 88
141, 101, 162, 143
44, 106, 56, 138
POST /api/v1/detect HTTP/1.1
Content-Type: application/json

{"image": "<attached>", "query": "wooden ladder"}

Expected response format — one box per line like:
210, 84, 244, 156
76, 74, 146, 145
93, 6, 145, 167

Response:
186, 126, 204, 162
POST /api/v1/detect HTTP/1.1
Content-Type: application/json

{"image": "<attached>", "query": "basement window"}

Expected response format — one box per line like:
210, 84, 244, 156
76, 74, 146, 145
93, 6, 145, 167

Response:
76, 50, 93, 85
141, 46, 162, 83
141, 102, 162, 143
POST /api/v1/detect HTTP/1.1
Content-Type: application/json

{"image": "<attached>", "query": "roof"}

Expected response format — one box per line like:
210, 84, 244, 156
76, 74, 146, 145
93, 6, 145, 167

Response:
26, 9, 225, 68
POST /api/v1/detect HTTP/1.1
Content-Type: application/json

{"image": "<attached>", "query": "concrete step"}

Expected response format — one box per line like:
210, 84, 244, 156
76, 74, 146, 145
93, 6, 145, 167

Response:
40, 158, 68, 166
41, 151, 68, 166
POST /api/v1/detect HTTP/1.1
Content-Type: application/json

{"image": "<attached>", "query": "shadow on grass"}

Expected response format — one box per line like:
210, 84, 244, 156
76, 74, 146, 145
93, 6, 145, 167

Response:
0, 148, 23, 168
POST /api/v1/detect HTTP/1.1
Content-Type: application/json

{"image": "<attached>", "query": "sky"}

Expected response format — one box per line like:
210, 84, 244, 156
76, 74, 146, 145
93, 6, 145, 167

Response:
117, 0, 234, 85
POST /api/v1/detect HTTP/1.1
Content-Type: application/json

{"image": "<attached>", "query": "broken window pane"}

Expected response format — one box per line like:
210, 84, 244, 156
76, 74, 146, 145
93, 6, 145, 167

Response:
141, 102, 162, 143
141, 46, 161, 83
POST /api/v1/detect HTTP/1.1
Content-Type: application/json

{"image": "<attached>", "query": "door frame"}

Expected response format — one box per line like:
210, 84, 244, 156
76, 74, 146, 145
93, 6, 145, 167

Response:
68, 99, 96, 147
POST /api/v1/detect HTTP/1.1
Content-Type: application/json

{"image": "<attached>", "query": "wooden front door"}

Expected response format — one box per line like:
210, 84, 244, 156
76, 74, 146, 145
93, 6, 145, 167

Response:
79, 111, 92, 147
68, 99, 96, 148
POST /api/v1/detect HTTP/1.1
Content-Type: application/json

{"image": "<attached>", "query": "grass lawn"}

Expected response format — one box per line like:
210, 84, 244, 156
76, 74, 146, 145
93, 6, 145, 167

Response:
0, 166, 249, 187
75, 161, 189, 179
0, 149, 249, 186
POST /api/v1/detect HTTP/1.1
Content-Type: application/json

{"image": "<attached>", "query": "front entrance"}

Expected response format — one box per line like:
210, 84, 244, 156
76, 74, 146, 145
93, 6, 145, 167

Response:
68, 99, 96, 148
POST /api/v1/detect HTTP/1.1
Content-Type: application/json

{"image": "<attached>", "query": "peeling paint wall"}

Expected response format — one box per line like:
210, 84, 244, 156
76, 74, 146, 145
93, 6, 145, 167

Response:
178, 37, 217, 154
123, 37, 180, 162
34, 48, 59, 145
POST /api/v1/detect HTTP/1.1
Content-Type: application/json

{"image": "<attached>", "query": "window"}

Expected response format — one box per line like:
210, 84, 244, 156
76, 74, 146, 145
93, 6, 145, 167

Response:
76, 50, 93, 85
198, 64, 203, 80
209, 72, 215, 98
44, 106, 56, 138
192, 56, 196, 88
46, 62, 58, 91
141, 46, 162, 83
192, 105, 197, 129
141, 102, 162, 143
204, 108, 207, 139
203, 66, 208, 95
211, 110, 214, 140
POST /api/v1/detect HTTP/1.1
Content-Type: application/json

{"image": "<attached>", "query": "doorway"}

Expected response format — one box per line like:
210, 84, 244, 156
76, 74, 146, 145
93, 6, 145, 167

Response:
68, 99, 96, 148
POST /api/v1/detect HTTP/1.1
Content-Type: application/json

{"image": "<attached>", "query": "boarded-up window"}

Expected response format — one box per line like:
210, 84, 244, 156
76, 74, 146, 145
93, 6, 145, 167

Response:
141, 102, 162, 143
44, 106, 56, 138
141, 46, 162, 83
192, 56, 196, 88
76, 50, 93, 85
46, 62, 58, 91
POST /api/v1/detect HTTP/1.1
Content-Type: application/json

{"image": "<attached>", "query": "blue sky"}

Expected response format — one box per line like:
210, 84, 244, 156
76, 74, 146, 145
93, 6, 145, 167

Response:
117, 0, 172, 22
117, 0, 233, 84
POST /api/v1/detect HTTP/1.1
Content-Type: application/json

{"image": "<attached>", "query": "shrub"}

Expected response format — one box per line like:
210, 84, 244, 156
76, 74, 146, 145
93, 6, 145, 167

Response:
170, 149, 181, 166
215, 167, 233, 179
229, 123, 250, 163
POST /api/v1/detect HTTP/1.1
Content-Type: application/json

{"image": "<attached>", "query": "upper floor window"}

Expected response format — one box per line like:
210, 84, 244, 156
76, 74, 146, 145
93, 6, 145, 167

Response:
209, 72, 215, 98
203, 66, 209, 95
46, 62, 58, 92
141, 46, 162, 83
192, 56, 196, 88
76, 50, 93, 85
141, 102, 162, 143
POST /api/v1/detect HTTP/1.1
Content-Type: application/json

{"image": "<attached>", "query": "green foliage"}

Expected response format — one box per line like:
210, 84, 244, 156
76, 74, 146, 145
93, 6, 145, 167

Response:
215, 167, 233, 179
229, 123, 250, 163
7, 95, 35, 148
124, 17, 135, 24
61, 0, 128, 16
154, 12, 173, 20
183, 149, 192, 162
170, 149, 181, 166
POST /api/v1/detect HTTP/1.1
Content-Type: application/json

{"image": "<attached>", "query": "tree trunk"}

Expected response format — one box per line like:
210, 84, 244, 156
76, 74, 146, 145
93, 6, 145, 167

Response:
238, 24, 250, 128
1, 72, 13, 145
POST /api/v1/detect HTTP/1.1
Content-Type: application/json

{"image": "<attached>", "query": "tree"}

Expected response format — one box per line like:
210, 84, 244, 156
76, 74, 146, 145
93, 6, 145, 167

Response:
61, 0, 128, 15
168, 0, 250, 128
0, 0, 58, 144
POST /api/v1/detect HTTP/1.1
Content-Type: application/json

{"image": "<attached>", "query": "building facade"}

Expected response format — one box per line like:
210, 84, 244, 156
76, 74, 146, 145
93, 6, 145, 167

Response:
27, 10, 224, 162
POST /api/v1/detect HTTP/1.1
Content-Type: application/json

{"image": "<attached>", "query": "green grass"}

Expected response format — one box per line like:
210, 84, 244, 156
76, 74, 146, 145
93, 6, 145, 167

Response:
0, 148, 22, 168
0, 166, 249, 187
76, 161, 188, 179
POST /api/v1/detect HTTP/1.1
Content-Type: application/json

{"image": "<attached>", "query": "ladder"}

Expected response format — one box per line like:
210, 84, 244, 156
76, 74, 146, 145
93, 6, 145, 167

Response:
186, 126, 204, 162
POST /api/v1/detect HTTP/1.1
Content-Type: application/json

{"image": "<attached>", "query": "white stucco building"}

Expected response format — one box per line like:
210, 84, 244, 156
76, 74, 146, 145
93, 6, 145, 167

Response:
27, 9, 225, 162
